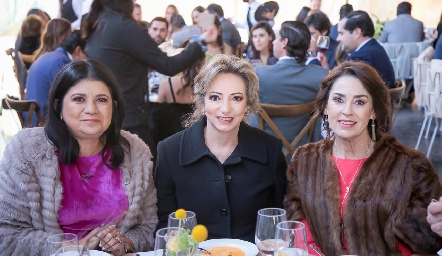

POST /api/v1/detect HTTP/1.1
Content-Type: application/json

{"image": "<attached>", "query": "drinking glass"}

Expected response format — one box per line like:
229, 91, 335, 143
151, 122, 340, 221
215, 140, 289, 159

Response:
316, 35, 330, 53
274, 221, 308, 256
46, 233, 78, 255
155, 227, 197, 256
255, 208, 287, 256
168, 211, 197, 231
55, 245, 90, 256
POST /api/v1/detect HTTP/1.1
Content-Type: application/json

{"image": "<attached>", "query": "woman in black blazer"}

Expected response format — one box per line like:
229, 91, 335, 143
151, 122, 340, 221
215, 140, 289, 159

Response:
155, 55, 287, 243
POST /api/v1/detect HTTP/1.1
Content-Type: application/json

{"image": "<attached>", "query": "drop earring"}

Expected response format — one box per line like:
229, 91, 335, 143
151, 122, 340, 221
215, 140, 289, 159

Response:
60, 114, 63, 121
371, 119, 376, 141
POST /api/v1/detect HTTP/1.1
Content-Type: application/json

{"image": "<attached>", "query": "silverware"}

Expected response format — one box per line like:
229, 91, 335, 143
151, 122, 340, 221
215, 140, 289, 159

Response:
198, 248, 211, 254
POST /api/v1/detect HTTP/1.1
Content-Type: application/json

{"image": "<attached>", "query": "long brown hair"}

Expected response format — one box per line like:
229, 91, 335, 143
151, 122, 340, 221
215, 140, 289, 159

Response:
35, 18, 72, 59
178, 40, 204, 95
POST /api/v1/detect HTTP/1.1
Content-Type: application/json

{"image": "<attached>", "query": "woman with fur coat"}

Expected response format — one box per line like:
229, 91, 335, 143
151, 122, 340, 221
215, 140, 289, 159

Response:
284, 61, 442, 255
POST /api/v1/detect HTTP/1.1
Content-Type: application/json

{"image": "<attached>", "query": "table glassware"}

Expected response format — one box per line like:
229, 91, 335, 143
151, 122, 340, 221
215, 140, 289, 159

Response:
316, 35, 330, 53
155, 227, 197, 256
255, 208, 287, 256
274, 221, 308, 256
168, 210, 197, 231
55, 245, 90, 256
46, 233, 78, 255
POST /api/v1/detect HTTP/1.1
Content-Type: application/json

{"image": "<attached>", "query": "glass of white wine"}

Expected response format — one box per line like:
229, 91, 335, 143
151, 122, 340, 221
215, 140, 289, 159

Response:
274, 221, 308, 256
255, 208, 287, 256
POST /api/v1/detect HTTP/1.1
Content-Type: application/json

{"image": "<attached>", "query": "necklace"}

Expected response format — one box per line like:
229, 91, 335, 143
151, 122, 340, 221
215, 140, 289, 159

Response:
335, 139, 371, 247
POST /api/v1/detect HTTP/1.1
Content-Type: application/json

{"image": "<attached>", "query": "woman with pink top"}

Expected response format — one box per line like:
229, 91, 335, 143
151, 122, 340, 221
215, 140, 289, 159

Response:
0, 60, 157, 255
284, 61, 442, 255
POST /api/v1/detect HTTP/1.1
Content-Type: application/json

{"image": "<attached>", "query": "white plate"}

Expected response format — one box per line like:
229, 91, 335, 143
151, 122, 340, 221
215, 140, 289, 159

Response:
53, 250, 110, 256
199, 239, 258, 256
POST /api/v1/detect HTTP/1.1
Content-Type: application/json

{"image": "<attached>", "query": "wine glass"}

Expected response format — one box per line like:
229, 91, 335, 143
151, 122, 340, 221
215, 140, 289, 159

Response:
274, 221, 308, 256
168, 211, 197, 231
255, 208, 287, 256
46, 233, 78, 255
316, 35, 330, 53
155, 227, 196, 256
55, 245, 90, 256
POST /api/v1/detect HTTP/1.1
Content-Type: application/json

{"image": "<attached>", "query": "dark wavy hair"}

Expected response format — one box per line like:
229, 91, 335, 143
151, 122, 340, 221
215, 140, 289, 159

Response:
279, 21, 311, 63
343, 10, 375, 38
178, 40, 204, 95
83, 0, 134, 40
35, 18, 72, 59
315, 61, 391, 141
250, 21, 275, 59
45, 60, 129, 169
20, 14, 44, 37
305, 11, 331, 35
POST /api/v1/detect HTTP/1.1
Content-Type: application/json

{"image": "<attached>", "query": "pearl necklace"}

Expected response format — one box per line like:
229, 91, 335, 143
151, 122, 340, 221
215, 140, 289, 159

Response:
335, 139, 371, 247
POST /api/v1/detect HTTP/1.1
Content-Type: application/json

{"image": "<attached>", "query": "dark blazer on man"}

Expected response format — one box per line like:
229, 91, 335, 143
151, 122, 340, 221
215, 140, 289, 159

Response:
221, 18, 242, 53
155, 120, 287, 243
378, 14, 424, 43
85, 6, 204, 129
346, 38, 396, 88
253, 58, 328, 160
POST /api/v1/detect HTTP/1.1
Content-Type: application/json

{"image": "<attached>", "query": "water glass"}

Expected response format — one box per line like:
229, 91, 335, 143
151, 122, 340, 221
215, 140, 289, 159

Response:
55, 245, 90, 256
168, 211, 197, 230
155, 227, 195, 256
274, 221, 308, 256
46, 233, 78, 255
255, 208, 287, 256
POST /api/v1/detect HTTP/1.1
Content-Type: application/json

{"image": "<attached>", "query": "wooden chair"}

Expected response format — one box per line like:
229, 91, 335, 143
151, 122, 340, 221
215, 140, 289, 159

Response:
4, 95, 43, 128
5, 49, 28, 100
388, 79, 406, 128
258, 101, 318, 156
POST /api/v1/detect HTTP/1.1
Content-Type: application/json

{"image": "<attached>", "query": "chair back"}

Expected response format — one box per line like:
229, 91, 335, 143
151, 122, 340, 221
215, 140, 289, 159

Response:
388, 79, 406, 128
426, 65, 442, 117
413, 46, 435, 108
6, 49, 27, 99
4, 95, 43, 128
258, 101, 317, 156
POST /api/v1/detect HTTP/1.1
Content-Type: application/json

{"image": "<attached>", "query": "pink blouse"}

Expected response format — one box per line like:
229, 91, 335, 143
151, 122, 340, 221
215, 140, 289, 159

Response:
303, 157, 412, 255
57, 151, 129, 238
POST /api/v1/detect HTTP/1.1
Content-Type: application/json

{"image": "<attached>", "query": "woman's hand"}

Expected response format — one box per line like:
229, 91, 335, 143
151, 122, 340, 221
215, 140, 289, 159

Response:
79, 225, 132, 255
427, 196, 442, 236
200, 26, 218, 44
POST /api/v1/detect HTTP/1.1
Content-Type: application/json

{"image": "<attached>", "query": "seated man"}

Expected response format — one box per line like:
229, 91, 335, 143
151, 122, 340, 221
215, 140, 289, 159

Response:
337, 10, 395, 88
253, 21, 328, 161
378, 1, 424, 43
25, 30, 86, 125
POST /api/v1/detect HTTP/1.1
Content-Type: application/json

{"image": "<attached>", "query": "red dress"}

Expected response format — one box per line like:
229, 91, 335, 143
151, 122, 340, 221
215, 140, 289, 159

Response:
303, 157, 413, 255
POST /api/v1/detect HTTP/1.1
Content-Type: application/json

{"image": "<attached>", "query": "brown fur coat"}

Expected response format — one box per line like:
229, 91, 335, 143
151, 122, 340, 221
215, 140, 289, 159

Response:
284, 134, 442, 255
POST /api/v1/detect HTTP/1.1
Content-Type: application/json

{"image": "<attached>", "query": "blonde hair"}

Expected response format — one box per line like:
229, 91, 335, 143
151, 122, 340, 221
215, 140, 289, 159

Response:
185, 54, 259, 126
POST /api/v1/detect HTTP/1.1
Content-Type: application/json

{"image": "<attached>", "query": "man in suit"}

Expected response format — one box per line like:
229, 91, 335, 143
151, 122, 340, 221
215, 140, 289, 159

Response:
378, 2, 424, 43
254, 21, 328, 161
207, 4, 242, 53
337, 10, 395, 88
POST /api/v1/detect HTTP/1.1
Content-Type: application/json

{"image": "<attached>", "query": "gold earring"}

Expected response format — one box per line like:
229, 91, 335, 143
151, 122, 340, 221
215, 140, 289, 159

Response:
371, 119, 376, 141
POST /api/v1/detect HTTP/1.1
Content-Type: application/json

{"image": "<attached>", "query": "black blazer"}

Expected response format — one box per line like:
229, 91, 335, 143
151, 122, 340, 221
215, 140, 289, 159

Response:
346, 39, 395, 88
84, 7, 204, 128
155, 119, 287, 243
